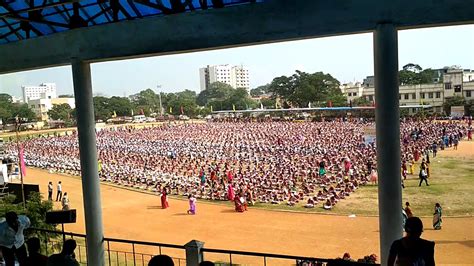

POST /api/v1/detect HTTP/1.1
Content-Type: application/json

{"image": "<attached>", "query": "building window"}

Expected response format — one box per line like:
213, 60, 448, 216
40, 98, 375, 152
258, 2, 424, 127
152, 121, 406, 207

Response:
454, 85, 462, 92
444, 83, 452, 90
467, 91, 472, 97
368, 95, 374, 102
404, 94, 409, 100
420, 93, 425, 99
436, 92, 441, 98
353, 92, 357, 96
428, 92, 433, 99
399, 94, 401, 100
412, 93, 416, 99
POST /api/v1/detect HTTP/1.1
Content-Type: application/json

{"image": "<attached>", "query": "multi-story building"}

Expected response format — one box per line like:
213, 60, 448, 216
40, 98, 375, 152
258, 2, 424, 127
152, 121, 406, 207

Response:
199, 64, 250, 91
28, 94, 75, 121
341, 69, 474, 114
22, 83, 57, 103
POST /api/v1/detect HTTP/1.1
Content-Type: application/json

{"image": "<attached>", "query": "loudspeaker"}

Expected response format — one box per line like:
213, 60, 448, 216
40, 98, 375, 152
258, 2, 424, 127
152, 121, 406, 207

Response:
46, 210, 77, 224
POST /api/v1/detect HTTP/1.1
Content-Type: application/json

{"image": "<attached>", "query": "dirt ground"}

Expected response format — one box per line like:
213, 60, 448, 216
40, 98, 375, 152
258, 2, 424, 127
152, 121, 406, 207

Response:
18, 152, 473, 265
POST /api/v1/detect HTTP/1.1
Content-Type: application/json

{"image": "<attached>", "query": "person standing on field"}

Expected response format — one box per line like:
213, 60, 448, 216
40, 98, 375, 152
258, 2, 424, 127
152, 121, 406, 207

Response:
56, 181, 62, 201
48, 181, 53, 201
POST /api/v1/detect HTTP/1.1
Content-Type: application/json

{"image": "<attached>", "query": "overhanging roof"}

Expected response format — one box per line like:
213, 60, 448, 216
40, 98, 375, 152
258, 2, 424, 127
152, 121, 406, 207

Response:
0, 0, 473, 74
0, 0, 258, 44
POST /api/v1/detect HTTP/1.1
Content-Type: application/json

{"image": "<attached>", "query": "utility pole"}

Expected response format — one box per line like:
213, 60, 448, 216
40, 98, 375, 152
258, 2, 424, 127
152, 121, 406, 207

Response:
14, 117, 26, 209
157, 85, 163, 116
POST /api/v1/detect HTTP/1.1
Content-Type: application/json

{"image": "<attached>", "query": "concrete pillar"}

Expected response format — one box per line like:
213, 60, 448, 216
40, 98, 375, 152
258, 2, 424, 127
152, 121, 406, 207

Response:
373, 23, 403, 265
185, 240, 204, 266
71, 59, 105, 265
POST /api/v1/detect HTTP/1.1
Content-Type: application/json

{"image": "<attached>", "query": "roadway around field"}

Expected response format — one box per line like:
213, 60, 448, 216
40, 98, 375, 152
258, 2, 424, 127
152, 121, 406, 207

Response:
18, 148, 474, 266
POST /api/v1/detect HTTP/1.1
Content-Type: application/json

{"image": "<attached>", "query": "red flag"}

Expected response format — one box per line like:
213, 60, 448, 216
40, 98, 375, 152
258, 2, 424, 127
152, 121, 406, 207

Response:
180, 106, 184, 115
140, 108, 144, 115
19, 145, 26, 177
328, 101, 333, 107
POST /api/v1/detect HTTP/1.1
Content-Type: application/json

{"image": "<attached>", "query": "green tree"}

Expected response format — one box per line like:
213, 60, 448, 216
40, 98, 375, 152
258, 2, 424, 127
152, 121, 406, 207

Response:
399, 63, 436, 85
108, 97, 134, 117
166, 90, 198, 116
196, 82, 234, 109
443, 96, 466, 115
130, 89, 160, 113
0, 192, 55, 243
268, 70, 343, 107
93, 96, 112, 121
260, 98, 276, 108
11, 104, 36, 122
250, 84, 270, 97
58, 94, 74, 98
47, 104, 72, 121
351, 97, 371, 107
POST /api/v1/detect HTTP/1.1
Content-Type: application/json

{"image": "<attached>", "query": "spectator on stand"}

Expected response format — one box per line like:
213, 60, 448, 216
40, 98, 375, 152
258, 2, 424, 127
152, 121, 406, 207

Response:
47, 239, 79, 266
0, 211, 30, 266
388, 217, 435, 266
25, 237, 48, 266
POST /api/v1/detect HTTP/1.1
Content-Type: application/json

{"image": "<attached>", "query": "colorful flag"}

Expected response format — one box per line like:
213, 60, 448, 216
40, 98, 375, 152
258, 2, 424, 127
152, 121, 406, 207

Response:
180, 106, 184, 115
169, 106, 172, 114
140, 109, 144, 115
232, 104, 236, 112
328, 101, 333, 107
113, 111, 117, 118
210, 105, 213, 112
260, 103, 263, 109
19, 145, 26, 177
131, 109, 134, 116
308, 102, 312, 108
98, 160, 102, 173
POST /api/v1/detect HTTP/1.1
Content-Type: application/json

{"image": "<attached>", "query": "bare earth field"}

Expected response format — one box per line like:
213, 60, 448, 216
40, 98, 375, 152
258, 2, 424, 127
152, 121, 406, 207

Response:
15, 141, 474, 265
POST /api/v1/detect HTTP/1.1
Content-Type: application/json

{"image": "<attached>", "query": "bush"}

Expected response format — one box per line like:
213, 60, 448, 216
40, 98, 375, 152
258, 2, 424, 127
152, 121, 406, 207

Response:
0, 192, 56, 242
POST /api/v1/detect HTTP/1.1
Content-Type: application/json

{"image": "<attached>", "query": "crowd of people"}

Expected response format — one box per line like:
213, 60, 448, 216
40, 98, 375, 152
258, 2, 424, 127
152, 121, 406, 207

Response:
5, 119, 469, 210
0, 211, 80, 266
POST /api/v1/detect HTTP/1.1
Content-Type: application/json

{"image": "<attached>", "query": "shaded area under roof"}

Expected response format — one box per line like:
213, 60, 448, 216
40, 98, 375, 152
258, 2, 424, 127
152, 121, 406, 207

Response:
0, 0, 260, 45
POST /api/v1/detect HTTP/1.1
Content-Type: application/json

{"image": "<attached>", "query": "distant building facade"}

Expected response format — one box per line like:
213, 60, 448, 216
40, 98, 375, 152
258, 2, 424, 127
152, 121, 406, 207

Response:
29, 97, 75, 121
22, 83, 57, 103
341, 68, 474, 114
199, 64, 250, 91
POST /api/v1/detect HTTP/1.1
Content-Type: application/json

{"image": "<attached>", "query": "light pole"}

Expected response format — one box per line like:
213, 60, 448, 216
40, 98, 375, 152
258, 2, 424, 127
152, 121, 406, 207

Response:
157, 85, 163, 116
14, 117, 26, 209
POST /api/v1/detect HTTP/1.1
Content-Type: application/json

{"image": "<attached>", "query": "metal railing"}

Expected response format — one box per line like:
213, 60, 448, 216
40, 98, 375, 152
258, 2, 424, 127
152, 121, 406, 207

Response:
201, 247, 332, 266
27, 228, 376, 266
27, 228, 186, 266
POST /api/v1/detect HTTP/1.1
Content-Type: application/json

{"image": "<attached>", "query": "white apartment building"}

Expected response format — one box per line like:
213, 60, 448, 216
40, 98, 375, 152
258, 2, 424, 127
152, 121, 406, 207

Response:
341, 69, 474, 114
199, 64, 250, 91
22, 83, 57, 103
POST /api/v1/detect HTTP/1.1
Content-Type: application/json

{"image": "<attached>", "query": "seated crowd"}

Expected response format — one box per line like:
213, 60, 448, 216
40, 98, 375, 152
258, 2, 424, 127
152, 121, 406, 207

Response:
5, 119, 467, 210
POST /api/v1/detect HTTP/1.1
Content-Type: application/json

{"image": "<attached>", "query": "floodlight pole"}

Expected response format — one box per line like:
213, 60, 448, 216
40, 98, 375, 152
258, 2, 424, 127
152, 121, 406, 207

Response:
71, 59, 105, 266
374, 23, 403, 265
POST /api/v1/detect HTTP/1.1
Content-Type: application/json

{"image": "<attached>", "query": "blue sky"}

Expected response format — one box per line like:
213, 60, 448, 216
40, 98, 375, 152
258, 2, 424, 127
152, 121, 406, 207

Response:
1, 24, 473, 98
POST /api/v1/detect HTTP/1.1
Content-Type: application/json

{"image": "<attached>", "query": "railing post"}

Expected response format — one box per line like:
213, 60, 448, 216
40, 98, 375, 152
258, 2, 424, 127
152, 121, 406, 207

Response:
184, 240, 204, 266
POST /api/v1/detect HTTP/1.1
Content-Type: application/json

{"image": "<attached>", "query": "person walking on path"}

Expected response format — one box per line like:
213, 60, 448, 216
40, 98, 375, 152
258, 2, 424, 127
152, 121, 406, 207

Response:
418, 169, 429, 186
433, 203, 442, 230
187, 194, 196, 215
